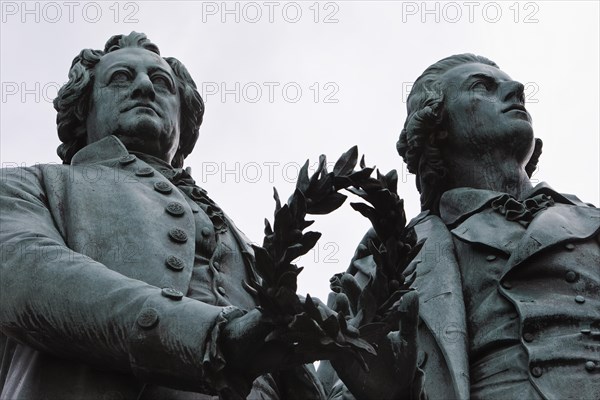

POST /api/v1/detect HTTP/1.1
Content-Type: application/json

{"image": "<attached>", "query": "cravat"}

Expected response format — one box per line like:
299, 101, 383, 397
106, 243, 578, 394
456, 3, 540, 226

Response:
491, 193, 555, 227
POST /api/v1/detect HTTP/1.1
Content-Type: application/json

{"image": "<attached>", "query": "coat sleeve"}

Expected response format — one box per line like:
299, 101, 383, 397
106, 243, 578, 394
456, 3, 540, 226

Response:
0, 165, 231, 394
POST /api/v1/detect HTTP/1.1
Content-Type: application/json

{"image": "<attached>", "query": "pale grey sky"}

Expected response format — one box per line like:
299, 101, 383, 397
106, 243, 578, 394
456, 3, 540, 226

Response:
1, 1, 598, 301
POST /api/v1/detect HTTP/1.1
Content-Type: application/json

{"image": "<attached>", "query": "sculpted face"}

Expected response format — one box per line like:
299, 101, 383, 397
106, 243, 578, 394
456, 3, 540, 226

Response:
439, 62, 535, 168
86, 47, 181, 164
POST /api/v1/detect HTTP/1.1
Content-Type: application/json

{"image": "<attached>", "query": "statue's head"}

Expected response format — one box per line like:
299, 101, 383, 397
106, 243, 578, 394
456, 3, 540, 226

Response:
54, 32, 204, 168
397, 54, 542, 213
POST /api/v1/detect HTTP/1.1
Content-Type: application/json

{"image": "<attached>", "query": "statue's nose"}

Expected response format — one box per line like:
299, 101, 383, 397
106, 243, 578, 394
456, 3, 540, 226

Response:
131, 73, 156, 101
502, 80, 525, 104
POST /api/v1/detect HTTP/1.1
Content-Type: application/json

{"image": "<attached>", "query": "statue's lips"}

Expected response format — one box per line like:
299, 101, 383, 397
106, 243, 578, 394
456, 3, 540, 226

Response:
123, 103, 159, 115
502, 104, 528, 114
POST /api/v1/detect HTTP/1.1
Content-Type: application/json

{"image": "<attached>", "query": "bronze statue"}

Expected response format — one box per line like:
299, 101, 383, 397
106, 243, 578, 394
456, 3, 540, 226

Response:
0, 32, 343, 400
1, 33, 598, 400
320, 54, 600, 399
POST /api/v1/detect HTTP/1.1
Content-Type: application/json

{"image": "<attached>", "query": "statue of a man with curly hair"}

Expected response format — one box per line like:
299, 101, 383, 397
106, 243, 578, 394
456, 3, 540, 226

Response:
321, 54, 599, 400
0, 32, 337, 400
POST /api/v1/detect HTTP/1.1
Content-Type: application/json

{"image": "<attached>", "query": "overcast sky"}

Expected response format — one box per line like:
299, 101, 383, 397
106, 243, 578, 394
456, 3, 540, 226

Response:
1, 0, 598, 301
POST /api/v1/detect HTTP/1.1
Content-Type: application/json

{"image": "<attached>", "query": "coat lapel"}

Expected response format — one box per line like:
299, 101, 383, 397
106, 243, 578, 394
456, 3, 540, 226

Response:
411, 215, 470, 400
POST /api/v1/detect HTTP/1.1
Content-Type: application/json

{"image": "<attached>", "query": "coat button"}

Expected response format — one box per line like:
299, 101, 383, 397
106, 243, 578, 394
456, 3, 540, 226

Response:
565, 270, 578, 283
565, 243, 575, 251
166, 202, 185, 217
575, 295, 585, 304
486, 255, 497, 262
169, 228, 188, 243
501, 281, 512, 290
165, 255, 185, 271
523, 332, 535, 342
161, 287, 184, 300
154, 181, 172, 194
119, 154, 137, 165
531, 366, 542, 377
135, 167, 154, 177
217, 286, 226, 296
585, 361, 596, 372
137, 308, 159, 329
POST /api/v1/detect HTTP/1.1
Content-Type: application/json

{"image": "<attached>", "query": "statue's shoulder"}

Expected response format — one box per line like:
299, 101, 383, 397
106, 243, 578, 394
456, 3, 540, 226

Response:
0, 163, 73, 191
406, 211, 451, 244
560, 192, 598, 209
1, 163, 72, 174
406, 210, 432, 230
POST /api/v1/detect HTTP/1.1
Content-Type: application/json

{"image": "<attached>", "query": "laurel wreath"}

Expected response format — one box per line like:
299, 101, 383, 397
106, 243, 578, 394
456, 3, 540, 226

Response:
244, 146, 419, 367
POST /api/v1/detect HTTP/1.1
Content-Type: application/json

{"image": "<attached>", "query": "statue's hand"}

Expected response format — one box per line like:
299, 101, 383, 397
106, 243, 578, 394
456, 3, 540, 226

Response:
221, 298, 341, 382
328, 276, 422, 400
220, 308, 285, 380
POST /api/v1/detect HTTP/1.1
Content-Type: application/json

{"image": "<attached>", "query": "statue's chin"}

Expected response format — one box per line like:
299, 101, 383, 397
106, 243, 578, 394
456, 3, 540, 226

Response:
115, 130, 177, 164
116, 135, 161, 158
506, 123, 535, 166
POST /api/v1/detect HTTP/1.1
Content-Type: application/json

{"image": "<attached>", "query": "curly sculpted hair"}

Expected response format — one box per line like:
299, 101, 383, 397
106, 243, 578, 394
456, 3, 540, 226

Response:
396, 54, 542, 214
53, 32, 204, 168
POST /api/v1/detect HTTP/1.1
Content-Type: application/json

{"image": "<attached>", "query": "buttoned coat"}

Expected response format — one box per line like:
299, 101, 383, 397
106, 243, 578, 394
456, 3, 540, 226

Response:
0, 136, 273, 399
348, 189, 600, 400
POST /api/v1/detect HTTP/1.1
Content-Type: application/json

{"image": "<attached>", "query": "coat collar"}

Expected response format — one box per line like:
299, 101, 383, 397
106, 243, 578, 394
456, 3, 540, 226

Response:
450, 210, 525, 255
439, 188, 503, 227
439, 182, 580, 228
71, 136, 130, 165
70, 136, 198, 188
441, 184, 600, 270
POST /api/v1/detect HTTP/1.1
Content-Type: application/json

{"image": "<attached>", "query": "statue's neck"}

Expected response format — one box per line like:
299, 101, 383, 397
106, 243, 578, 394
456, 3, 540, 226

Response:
446, 153, 533, 199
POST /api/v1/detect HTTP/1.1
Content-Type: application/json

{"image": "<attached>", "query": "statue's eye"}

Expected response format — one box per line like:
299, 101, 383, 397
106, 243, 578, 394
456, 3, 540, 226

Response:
471, 81, 489, 90
110, 70, 131, 83
152, 74, 172, 89
471, 79, 497, 92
